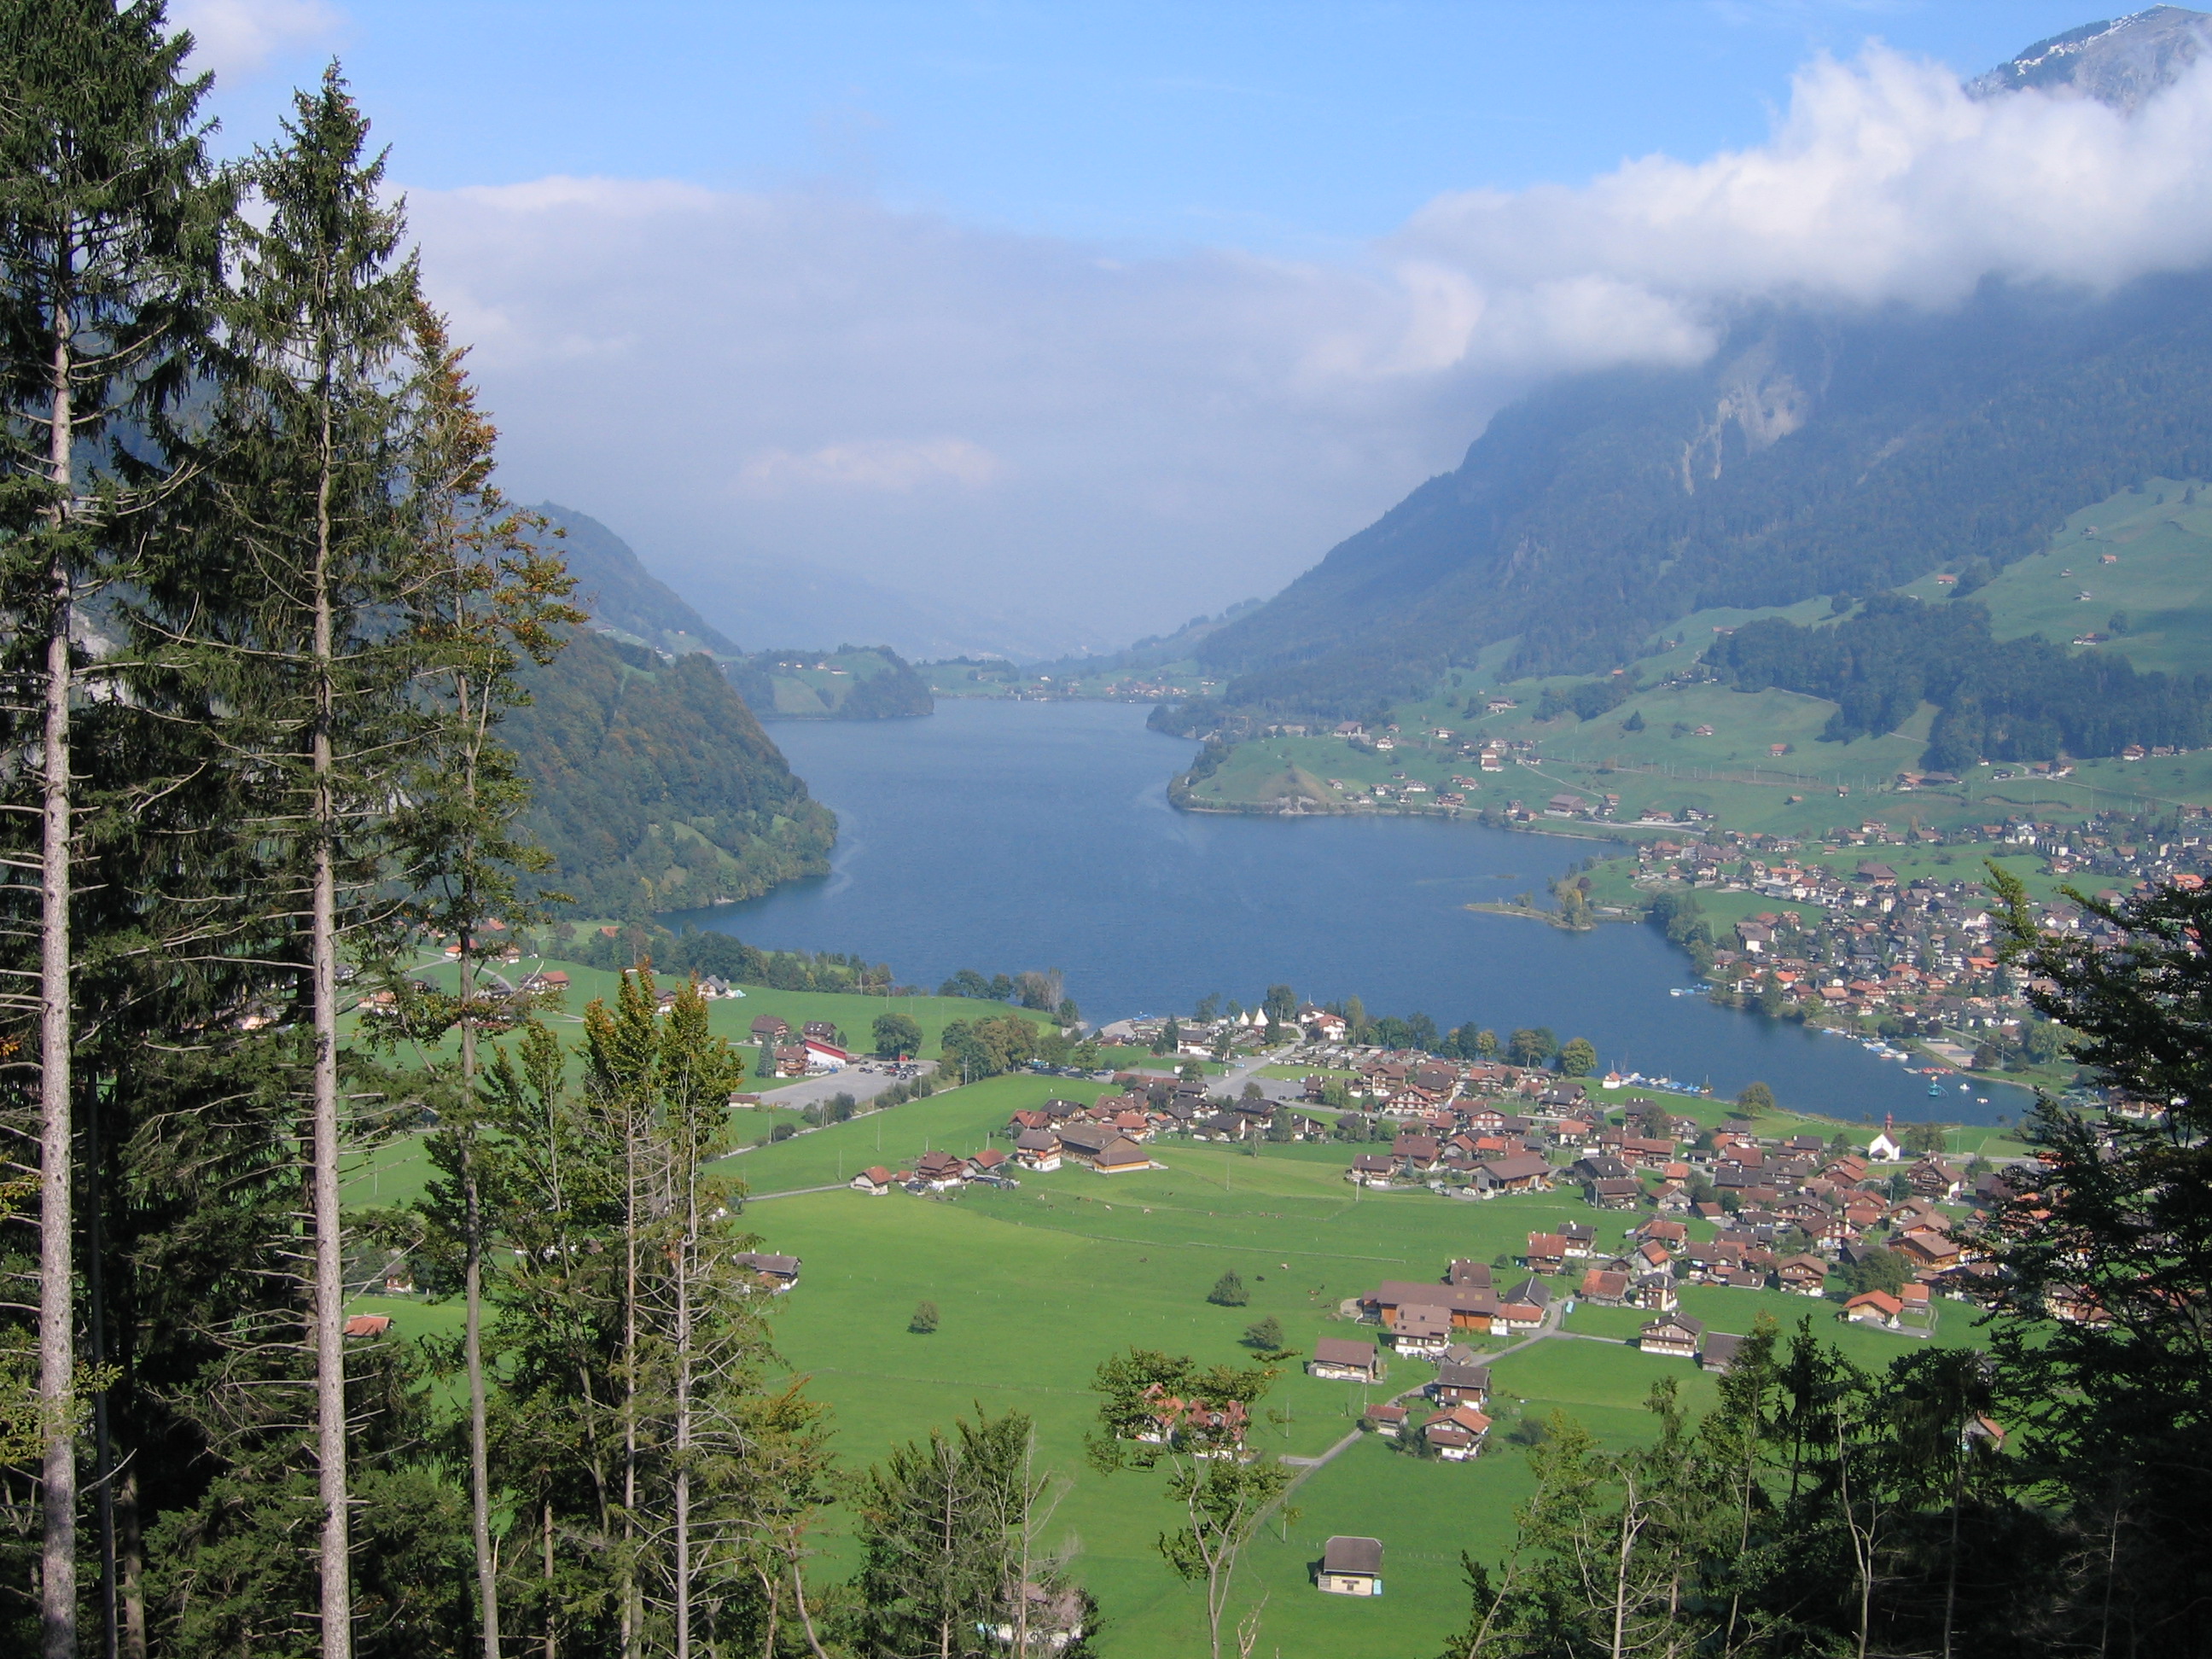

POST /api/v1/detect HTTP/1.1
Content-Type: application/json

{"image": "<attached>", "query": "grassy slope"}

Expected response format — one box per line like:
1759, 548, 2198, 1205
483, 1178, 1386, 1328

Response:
689, 1079, 1996, 1655
1897, 477, 2212, 676
1190, 480, 2212, 833
347, 1063, 2000, 1657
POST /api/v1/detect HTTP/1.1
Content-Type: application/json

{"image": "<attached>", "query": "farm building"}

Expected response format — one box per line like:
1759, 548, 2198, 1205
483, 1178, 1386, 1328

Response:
1318, 1536, 1384, 1597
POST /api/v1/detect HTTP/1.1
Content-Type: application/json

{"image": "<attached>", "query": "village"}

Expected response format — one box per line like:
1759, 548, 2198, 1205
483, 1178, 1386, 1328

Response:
727, 1003, 2029, 1494
1626, 810, 2210, 1075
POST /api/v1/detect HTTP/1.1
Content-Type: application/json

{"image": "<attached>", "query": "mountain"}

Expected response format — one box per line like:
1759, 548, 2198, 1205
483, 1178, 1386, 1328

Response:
530, 502, 740, 659
1967, 7, 2210, 109
1195, 273, 2212, 719
1190, 16, 2212, 725
504, 628, 835, 917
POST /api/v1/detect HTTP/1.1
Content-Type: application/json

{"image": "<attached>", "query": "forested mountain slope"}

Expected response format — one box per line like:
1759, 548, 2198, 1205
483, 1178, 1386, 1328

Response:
530, 501, 740, 659
1197, 271, 2212, 717
505, 628, 835, 915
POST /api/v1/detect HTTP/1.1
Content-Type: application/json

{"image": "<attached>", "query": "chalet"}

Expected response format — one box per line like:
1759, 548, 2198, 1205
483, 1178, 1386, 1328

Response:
1473, 1153, 1552, 1196
1422, 1404, 1493, 1460
1348, 1154, 1396, 1187
735, 1252, 801, 1292
1392, 1132, 1443, 1171
1504, 1275, 1554, 1313
913, 1151, 966, 1190
1562, 1222, 1598, 1257
1429, 1361, 1492, 1407
1318, 1535, 1384, 1597
1446, 1260, 1494, 1289
1302, 1010, 1349, 1042
1364, 1401, 1409, 1437
1633, 1218, 1689, 1253
749, 1015, 791, 1040
343, 1314, 392, 1338
520, 969, 571, 993
851, 1166, 895, 1196
1366, 1280, 1500, 1333
966, 1148, 1012, 1180
1056, 1123, 1119, 1162
1012, 1128, 1062, 1172
1309, 1338, 1385, 1383
1525, 1232, 1569, 1272
1702, 1333, 1745, 1374
1639, 1313, 1704, 1359
1776, 1253, 1830, 1296
1906, 1157, 1967, 1202
1842, 1290, 1904, 1328
1579, 1269, 1631, 1306
1495, 1295, 1545, 1331
1087, 1137, 1153, 1176
1895, 1227, 1964, 1272
801, 1021, 840, 1043
771, 1045, 809, 1078
1629, 1272, 1679, 1312
1586, 1177, 1644, 1210
1388, 1303, 1452, 1355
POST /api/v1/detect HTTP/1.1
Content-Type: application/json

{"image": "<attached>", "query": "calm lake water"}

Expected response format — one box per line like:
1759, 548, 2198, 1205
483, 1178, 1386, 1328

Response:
672, 699, 2017, 1126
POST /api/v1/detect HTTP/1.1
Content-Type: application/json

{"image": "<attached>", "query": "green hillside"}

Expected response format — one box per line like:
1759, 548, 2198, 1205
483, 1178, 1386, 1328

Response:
728, 644, 934, 718
530, 501, 740, 659
505, 629, 835, 914
1898, 475, 2212, 676
352, 1068, 1987, 1659
1196, 274, 2212, 712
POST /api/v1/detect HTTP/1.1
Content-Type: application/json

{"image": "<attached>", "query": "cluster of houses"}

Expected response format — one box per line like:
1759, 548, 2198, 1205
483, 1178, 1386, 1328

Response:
748, 1014, 853, 1077
1306, 1318, 1502, 1464
1633, 814, 2209, 1045
849, 1146, 1018, 1196
998, 1081, 1302, 1172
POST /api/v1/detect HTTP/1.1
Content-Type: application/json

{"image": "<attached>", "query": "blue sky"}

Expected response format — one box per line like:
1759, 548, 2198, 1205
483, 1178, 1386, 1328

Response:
205, 3, 2102, 251
176, 3, 2212, 655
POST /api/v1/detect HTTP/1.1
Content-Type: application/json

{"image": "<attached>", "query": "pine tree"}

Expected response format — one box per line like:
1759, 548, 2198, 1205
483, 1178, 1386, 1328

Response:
183, 67, 434, 1659
0, 5, 223, 1652
388, 306, 578, 1659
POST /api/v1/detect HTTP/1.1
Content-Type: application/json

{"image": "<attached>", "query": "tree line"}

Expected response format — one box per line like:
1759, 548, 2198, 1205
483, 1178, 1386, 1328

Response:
0, 14, 1088, 1659
1706, 594, 2211, 771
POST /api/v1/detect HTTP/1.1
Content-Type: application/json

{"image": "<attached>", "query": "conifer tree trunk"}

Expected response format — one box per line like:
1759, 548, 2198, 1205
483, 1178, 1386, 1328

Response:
311, 413, 352, 1659
38, 276, 79, 1659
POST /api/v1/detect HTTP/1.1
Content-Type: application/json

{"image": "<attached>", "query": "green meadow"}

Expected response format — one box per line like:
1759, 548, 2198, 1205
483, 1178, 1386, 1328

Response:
346, 1062, 1994, 1658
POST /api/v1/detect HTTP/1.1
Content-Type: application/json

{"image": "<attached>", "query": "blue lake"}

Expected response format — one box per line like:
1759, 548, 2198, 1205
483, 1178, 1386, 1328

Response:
672, 699, 2020, 1126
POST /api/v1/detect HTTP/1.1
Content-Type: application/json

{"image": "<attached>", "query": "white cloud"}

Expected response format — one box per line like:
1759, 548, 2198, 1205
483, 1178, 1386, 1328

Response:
407, 45, 2212, 651
172, 0, 343, 83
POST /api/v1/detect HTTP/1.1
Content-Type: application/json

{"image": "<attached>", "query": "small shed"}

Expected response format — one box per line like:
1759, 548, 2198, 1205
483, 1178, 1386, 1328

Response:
1318, 1535, 1383, 1598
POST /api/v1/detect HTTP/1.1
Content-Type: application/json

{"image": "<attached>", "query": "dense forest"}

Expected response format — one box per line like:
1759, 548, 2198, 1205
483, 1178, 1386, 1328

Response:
1706, 595, 2212, 769
504, 629, 835, 916
1195, 276, 2212, 717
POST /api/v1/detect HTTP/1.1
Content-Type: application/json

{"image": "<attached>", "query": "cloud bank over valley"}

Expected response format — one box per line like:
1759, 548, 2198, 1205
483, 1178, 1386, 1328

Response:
405, 34, 2212, 655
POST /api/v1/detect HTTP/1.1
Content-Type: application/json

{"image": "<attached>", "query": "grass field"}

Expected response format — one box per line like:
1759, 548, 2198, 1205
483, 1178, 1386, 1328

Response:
343, 1063, 1999, 1659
